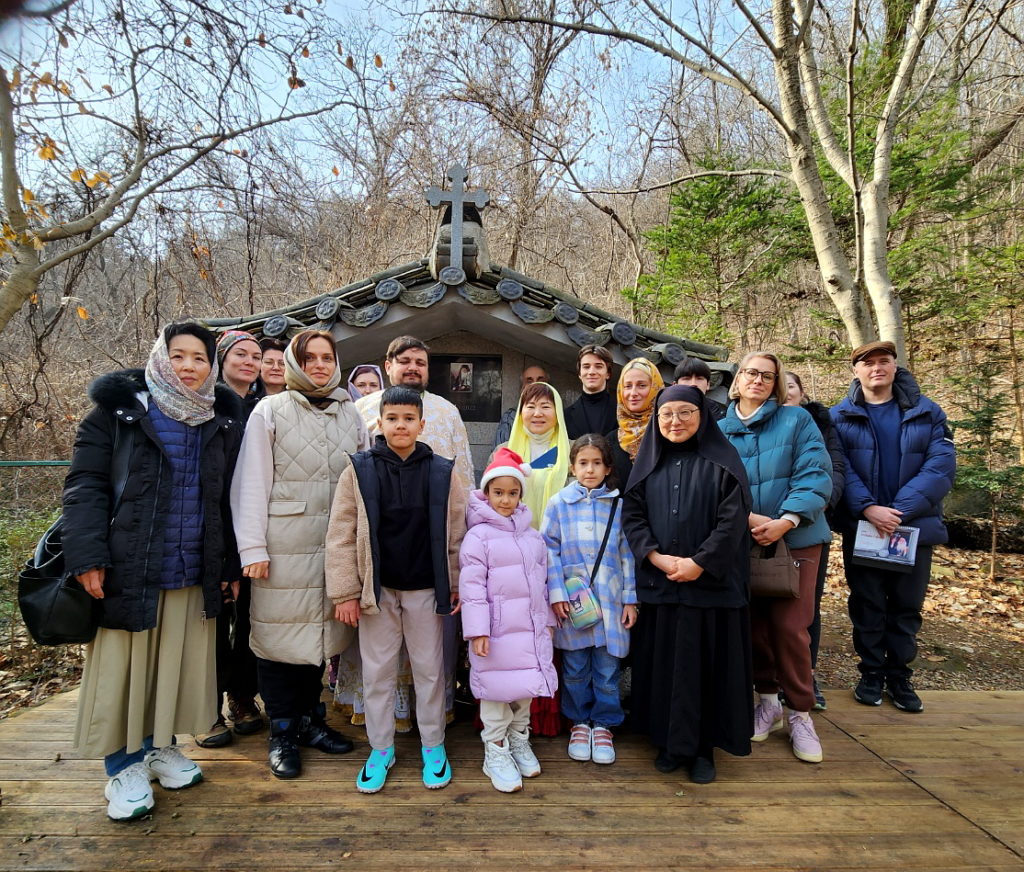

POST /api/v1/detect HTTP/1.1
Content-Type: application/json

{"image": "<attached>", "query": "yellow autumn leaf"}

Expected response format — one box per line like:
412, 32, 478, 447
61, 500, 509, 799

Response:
58, 81, 71, 97
102, 84, 113, 95
59, 32, 69, 48
22, 188, 34, 203
38, 71, 53, 85
389, 79, 396, 92
345, 55, 354, 70
84, 175, 99, 188
78, 102, 89, 114
258, 32, 266, 47
301, 46, 310, 58
35, 421, 46, 430
10, 68, 20, 88
32, 235, 45, 250
336, 40, 343, 56
76, 306, 89, 319
198, 268, 209, 280
30, 293, 38, 304
184, 36, 193, 48
332, 166, 339, 176
70, 167, 85, 182
2, 223, 15, 240
35, 203, 49, 218
374, 54, 383, 68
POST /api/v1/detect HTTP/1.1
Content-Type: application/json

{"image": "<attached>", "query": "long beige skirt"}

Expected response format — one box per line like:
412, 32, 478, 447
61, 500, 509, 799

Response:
74, 585, 217, 758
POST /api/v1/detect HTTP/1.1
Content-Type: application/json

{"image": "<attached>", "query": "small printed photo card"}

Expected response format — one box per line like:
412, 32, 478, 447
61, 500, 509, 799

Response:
851, 521, 920, 573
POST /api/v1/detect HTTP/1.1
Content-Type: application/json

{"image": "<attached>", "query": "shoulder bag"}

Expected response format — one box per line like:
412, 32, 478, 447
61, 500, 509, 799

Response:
18, 421, 132, 645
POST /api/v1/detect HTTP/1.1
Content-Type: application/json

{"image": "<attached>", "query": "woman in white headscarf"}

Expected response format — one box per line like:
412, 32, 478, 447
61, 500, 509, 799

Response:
63, 322, 243, 820
231, 329, 369, 779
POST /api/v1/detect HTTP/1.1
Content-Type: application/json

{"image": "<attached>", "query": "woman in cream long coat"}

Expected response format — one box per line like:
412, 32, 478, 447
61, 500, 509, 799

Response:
231, 329, 369, 778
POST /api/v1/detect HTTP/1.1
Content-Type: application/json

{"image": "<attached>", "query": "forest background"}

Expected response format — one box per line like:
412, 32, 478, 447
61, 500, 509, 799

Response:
0, 0, 1022, 708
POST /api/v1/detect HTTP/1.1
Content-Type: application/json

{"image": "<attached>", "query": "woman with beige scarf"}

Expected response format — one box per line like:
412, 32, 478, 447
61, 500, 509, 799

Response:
230, 329, 370, 779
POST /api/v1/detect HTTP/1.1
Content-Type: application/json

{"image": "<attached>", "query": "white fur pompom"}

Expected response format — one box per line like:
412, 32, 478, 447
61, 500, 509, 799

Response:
519, 462, 533, 477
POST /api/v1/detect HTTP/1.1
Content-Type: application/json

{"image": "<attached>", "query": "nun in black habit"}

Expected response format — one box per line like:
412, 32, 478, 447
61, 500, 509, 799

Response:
622, 385, 754, 783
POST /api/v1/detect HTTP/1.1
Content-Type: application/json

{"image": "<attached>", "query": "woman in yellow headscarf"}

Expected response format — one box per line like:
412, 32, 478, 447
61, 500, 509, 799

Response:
505, 382, 571, 530
497, 381, 570, 736
609, 358, 665, 489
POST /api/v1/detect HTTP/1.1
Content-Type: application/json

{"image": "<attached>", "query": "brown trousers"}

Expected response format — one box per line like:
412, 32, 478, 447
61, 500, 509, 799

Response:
751, 544, 821, 713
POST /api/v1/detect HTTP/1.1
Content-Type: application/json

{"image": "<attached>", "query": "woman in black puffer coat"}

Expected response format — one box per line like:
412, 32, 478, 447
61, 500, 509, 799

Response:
784, 371, 846, 711
63, 322, 243, 821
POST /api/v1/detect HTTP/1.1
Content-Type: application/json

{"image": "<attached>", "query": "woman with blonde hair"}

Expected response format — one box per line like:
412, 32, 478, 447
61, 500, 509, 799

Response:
720, 351, 832, 765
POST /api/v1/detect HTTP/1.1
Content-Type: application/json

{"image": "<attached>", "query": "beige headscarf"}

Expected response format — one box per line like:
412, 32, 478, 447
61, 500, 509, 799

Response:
284, 338, 342, 398
616, 358, 665, 460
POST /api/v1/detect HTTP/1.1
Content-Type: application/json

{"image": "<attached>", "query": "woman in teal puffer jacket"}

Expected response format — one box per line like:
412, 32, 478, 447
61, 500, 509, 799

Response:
720, 351, 832, 765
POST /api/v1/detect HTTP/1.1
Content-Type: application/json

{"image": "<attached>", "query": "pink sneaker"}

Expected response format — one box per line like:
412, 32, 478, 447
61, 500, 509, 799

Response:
788, 712, 823, 763
751, 698, 783, 742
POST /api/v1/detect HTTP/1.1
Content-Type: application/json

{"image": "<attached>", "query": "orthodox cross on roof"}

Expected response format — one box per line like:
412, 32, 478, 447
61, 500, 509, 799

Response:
425, 163, 489, 285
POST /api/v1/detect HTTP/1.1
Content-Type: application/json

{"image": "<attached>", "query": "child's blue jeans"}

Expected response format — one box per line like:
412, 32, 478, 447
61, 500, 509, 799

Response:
560, 646, 623, 728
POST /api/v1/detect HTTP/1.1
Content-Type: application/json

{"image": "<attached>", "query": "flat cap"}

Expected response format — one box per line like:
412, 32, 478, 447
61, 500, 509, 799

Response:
851, 340, 897, 365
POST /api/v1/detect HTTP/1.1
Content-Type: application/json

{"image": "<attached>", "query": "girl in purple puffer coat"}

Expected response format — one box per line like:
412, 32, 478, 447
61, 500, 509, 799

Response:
459, 447, 558, 793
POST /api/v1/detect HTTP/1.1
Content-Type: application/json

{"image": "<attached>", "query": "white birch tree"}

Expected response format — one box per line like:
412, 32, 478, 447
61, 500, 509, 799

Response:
446, 0, 1018, 360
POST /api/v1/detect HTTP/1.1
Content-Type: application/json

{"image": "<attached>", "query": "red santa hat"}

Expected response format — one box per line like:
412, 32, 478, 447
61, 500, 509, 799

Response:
480, 446, 532, 491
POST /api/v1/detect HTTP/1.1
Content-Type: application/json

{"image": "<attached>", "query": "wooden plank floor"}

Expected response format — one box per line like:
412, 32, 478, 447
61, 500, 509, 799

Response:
1, 689, 1022, 871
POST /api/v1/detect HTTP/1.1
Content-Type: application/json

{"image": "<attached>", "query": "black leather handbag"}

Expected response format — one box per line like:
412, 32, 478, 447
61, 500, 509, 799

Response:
18, 422, 132, 645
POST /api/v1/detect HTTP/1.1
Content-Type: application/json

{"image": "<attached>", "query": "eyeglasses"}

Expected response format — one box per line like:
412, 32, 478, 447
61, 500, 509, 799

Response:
739, 368, 777, 383
657, 409, 698, 423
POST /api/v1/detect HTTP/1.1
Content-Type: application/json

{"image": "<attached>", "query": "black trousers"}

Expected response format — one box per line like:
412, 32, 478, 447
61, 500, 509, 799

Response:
842, 538, 933, 678
213, 579, 259, 705
256, 657, 326, 722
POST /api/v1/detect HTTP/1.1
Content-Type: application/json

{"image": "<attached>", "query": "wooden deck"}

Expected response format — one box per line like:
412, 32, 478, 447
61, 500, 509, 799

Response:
1, 689, 1022, 871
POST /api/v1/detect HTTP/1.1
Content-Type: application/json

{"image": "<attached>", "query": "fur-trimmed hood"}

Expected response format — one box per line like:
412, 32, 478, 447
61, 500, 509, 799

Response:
88, 367, 244, 421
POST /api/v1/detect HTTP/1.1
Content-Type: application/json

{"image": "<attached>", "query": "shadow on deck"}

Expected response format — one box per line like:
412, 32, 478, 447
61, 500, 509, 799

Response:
1, 689, 1022, 871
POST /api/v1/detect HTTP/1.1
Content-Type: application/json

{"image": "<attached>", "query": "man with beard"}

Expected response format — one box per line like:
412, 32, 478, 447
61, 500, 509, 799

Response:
354, 335, 474, 503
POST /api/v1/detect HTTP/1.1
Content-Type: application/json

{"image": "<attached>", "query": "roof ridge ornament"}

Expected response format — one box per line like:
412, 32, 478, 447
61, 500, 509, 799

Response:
426, 163, 491, 283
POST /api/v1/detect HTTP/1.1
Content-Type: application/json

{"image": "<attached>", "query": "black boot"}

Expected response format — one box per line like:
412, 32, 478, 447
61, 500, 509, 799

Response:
298, 703, 354, 754
268, 718, 302, 779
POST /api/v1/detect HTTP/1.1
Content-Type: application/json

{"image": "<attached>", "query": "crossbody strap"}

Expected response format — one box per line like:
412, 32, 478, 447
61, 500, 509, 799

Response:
590, 495, 621, 583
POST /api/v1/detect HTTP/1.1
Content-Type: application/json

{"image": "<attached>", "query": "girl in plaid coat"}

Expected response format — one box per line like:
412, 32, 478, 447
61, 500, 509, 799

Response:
542, 434, 637, 765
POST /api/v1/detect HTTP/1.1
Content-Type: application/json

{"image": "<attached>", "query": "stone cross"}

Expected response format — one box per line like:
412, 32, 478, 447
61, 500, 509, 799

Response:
425, 163, 489, 283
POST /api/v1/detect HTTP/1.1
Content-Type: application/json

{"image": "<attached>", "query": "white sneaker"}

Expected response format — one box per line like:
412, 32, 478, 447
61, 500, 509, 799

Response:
145, 745, 203, 789
104, 762, 155, 821
507, 728, 541, 777
591, 726, 616, 764
482, 741, 522, 792
567, 723, 592, 761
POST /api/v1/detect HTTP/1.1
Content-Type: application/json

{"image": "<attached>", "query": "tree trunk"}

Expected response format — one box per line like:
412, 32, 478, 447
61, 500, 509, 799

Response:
772, 0, 874, 348
0, 253, 41, 334
862, 177, 908, 361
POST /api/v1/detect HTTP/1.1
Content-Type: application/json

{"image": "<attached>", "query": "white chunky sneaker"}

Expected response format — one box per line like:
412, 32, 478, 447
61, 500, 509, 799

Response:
482, 740, 523, 793
104, 762, 155, 821
145, 745, 203, 789
507, 728, 541, 778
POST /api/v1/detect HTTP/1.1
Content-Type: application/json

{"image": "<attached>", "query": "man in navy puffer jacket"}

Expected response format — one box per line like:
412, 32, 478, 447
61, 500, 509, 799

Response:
830, 341, 955, 714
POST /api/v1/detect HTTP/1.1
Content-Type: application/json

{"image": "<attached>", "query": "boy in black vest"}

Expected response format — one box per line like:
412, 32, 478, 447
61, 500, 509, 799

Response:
325, 386, 467, 793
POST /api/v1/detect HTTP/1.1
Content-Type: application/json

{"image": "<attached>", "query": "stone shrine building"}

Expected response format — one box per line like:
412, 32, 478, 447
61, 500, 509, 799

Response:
207, 165, 734, 477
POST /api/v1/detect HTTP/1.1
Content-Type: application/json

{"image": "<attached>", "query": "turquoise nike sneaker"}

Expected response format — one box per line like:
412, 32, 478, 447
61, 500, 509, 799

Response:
355, 747, 394, 794
421, 744, 451, 789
